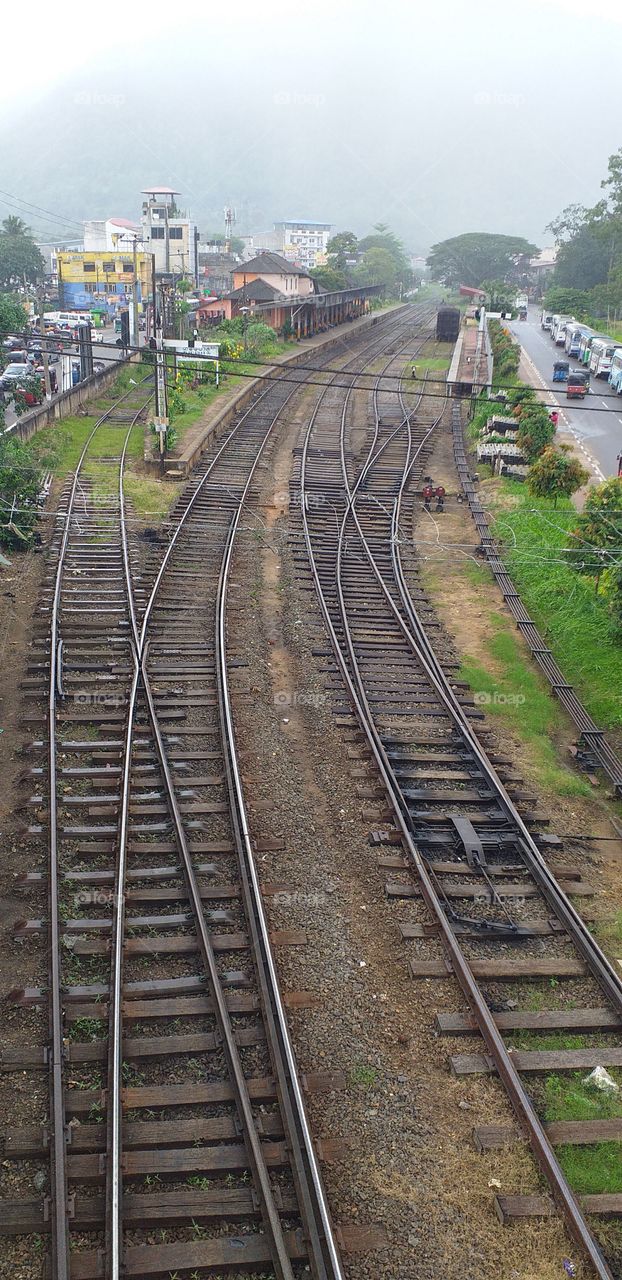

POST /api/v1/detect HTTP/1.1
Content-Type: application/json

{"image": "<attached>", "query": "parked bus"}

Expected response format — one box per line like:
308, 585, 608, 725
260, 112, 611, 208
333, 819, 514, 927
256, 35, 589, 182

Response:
608, 349, 622, 394
589, 337, 620, 378
552, 315, 575, 345
43, 310, 93, 329
565, 324, 592, 358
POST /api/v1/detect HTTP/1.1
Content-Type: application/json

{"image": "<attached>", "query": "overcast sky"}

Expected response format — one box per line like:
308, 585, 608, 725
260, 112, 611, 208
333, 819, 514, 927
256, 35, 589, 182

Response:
1, 0, 621, 251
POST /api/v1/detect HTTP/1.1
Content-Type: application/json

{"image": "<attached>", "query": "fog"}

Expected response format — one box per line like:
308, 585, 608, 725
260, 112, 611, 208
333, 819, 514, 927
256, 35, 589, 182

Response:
2, 0, 621, 251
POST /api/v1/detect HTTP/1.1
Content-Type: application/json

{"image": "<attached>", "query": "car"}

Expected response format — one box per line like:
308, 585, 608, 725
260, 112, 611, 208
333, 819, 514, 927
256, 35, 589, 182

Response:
3, 335, 24, 351
2, 350, 31, 365
13, 381, 44, 407
0, 361, 36, 389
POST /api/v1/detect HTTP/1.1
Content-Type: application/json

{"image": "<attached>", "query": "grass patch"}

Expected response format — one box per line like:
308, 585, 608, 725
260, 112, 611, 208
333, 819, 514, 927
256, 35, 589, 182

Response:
544, 1072, 622, 1123
557, 1143, 622, 1194
488, 480, 622, 731
593, 911, 622, 947
123, 472, 181, 522
32, 417, 145, 477
458, 612, 592, 796
510, 1032, 590, 1053
412, 355, 449, 373
349, 1063, 378, 1089
544, 1073, 622, 1192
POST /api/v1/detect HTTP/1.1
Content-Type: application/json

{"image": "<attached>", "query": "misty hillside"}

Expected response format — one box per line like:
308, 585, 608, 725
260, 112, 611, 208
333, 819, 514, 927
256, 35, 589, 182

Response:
1, 7, 621, 250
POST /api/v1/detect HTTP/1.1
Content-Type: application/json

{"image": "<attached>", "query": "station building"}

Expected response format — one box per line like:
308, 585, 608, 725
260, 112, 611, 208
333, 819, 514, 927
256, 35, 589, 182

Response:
197, 250, 379, 337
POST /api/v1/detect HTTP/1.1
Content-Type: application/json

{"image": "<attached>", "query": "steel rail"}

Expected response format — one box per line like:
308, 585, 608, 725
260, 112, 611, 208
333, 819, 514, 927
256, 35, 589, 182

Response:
299, 363, 615, 1277
216, 474, 345, 1280
44, 378, 153, 1280
136, 305, 417, 650
111, 330, 403, 1275
114, 380, 309, 1280
112, 312, 423, 1275
451, 405, 622, 795
35, 312, 412, 1278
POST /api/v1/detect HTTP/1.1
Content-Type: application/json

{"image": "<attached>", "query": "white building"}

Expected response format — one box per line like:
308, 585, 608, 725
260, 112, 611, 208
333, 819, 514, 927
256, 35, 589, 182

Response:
274, 220, 331, 270
140, 187, 198, 283
83, 217, 143, 252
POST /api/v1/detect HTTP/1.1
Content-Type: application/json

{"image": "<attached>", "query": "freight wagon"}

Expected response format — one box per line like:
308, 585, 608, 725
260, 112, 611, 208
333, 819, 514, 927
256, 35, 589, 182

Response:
436, 306, 461, 342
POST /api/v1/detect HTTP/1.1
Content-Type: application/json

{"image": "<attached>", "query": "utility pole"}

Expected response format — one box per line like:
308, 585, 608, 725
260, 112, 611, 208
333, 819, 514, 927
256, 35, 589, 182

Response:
37, 288, 53, 400
153, 301, 169, 475
122, 233, 140, 348
132, 236, 140, 348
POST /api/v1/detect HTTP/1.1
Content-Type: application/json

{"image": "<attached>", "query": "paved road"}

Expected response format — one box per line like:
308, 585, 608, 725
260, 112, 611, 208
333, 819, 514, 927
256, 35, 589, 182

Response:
3, 324, 125, 432
506, 309, 622, 481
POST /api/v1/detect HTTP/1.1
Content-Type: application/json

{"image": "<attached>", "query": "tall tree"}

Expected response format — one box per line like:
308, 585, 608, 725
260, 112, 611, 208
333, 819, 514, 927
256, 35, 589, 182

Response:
0, 292, 28, 335
567, 478, 622, 589
310, 265, 348, 291
526, 445, 589, 506
0, 218, 44, 288
427, 232, 538, 287
326, 232, 358, 269
354, 247, 398, 289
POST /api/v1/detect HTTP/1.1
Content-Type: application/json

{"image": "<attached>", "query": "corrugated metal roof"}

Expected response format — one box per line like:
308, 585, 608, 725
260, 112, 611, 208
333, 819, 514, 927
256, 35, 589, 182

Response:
236, 251, 309, 276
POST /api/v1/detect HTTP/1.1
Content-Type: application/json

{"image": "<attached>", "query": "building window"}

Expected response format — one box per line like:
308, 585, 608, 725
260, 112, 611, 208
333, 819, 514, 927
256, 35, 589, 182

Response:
150, 227, 165, 240
83, 262, 96, 273
169, 227, 183, 239
122, 262, 133, 273
103, 261, 116, 273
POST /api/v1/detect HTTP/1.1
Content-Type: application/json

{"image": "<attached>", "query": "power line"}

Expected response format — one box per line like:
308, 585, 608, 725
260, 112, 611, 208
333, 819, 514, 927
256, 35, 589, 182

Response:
0, 187, 84, 233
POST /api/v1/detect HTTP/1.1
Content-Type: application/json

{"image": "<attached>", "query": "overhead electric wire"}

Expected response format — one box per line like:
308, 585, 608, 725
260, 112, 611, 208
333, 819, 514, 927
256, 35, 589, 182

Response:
4, 326, 622, 413
0, 187, 84, 233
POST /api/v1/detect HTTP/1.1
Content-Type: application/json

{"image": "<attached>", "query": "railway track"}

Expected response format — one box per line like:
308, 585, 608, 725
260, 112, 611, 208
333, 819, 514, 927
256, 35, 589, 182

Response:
1, 309, 433, 1279
296, 331, 622, 1277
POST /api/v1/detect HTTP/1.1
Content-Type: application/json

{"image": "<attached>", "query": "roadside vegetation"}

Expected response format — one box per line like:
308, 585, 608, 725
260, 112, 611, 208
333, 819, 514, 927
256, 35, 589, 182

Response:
544, 146, 622, 333
462, 318, 622, 741
488, 484, 622, 730
457, 602, 593, 796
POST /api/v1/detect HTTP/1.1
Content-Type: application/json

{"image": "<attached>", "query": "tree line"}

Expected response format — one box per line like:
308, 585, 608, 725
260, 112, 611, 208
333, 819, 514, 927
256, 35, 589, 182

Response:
311, 225, 413, 294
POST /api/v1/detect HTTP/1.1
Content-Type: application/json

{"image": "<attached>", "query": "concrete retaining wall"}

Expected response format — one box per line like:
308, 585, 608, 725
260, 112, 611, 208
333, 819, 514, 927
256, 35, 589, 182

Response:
8, 354, 139, 443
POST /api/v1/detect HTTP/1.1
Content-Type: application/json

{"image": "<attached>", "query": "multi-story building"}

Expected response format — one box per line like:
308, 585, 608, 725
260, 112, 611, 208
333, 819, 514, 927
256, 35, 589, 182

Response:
273, 220, 331, 270
57, 249, 154, 318
83, 217, 143, 253
240, 222, 332, 271
140, 187, 199, 284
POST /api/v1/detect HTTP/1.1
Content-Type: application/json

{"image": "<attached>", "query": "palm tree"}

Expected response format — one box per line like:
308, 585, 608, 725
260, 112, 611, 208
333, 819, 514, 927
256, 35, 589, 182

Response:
2, 216, 30, 237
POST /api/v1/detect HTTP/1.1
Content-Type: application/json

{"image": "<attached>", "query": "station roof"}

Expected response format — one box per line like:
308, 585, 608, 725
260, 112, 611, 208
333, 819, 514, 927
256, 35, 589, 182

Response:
229, 279, 283, 302
142, 186, 180, 196
236, 251, 309, 276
